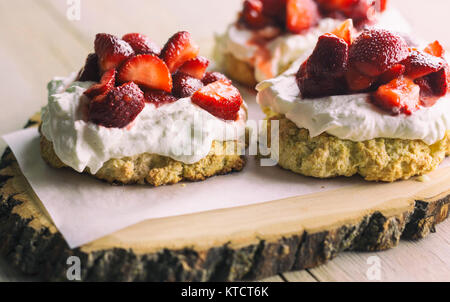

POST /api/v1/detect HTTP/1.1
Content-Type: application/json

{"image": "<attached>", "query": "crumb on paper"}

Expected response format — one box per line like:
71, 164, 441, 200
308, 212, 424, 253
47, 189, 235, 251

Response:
181, 184, 186, 188
321, 186, 325, 189
415, 175, 431, 183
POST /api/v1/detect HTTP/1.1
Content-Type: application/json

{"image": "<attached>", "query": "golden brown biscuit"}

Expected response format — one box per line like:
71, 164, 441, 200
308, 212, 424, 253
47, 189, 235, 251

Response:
40, 135, 245, 186
265, 115, 450, 182
221, 53, 257, 88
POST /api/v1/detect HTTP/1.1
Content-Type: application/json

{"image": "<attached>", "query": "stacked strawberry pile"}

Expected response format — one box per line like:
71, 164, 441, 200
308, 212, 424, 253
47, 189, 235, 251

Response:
77, 31, 243, 128
296, 22, 450, 115
239, 0, 386, 33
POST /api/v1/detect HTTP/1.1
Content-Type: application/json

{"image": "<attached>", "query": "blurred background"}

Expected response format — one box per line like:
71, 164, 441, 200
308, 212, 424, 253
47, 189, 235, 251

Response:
0, 0, 449, 153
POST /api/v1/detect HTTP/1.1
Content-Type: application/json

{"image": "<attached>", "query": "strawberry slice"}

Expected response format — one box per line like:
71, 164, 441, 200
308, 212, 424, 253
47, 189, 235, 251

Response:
88, 82, 145, 128
241, 0, 273, 29
160, 31, 200, 73
306, 33, 349, 78
402, 49, 445, 80
94, 33, 134, 73
172, 72, 204, 98
371, 76, 421, 115
192, 81, 243, 120
424, 40, 445, 58
144, 89, 177, 107
331, 19, 355, 45
378, 63, 406, 85
122, 33, 161, 55
178, 56, 210, 79
84, 68, 116, 99
118, 54, 173, 92
286, 0, 320, 34
345, 66, 374, 92
349, 29, 409, 77
202, 72, 232, 85
261, 0, 287, 20
76, 53, 100, 82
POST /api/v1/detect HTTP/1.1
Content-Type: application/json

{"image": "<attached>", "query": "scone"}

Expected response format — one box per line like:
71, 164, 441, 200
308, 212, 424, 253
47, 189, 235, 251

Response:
214, 0, 411, 86
257, 24, 450, 182
41, 31, 247, 186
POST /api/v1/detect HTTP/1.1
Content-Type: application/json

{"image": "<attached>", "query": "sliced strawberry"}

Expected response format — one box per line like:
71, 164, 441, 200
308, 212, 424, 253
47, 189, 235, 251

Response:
424, 40, 445, 58
118, 54, 172, 92
76, 53, 100, 82
172, 72, 204, 98
122, 33, 161, 55
261, 0, 287, 21
298, 74, 346, 98
425, 66, 449, 97
202, 72, 232, 85
315, 0, 357, 11
331, 19, 355, 45
345, 66, 374, 92
160, 31, 200, 73
178, 56, 210, 79
192, 81, 243, 120
349, 29, 409, 77
84, 68, 117, 99
415, 77, 440, 107
94, 33, 134, 73
241, 0, 273, 29
378, 63, 405, 85
144, 89, 177, 107
378, 0, 388, 12
286, 0, 320, 34
402, 49, 445, 80
306, 33, 349, 78
88, 82, 145, 128
371, 76, 421, 115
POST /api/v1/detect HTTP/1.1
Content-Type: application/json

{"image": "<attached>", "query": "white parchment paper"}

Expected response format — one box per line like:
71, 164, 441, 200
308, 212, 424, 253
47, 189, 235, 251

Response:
2, 94, 449, 248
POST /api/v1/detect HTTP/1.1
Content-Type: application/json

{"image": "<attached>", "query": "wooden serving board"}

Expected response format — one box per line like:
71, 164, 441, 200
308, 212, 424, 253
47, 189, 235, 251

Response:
0, 116, 449, 281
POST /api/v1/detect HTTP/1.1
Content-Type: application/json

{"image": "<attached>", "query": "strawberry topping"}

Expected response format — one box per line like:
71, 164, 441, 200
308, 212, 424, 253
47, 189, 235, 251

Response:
88, 82, 145, 128
192, 81, 243, 120
118, 54, 173, 92
286, 0, 320, 34
144, 90, 178, 107
160, 31, 200, 73
122, 33, 161, 55
295, 25, 449, 115
172, 72, 204, 98
178, 56, 210, 79
94, 33, 134, 73
202, 72, 232, 86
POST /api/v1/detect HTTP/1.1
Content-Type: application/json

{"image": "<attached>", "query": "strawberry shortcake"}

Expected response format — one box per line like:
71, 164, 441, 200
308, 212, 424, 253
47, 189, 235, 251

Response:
257, 23, 450, 182
215, 0, 411, 87
40, 31, 247, 186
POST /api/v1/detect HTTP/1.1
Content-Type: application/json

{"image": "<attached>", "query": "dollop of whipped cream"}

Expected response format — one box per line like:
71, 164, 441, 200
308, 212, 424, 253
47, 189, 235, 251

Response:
41, 74, 246, 174
256, 58, 450, 145
215, 7, 411, 83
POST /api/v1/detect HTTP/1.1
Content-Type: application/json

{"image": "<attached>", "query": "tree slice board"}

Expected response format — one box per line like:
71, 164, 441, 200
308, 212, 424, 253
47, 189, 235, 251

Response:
0, 116, 449, 281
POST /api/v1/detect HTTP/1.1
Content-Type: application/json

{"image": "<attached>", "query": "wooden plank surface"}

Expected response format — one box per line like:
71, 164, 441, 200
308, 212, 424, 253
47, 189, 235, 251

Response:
0, 0, 449, 282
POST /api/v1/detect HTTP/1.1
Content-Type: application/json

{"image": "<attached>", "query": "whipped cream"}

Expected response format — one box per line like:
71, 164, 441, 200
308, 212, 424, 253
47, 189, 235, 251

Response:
41, 74, 247, 174
256, 57, 450, 145
215, 7, 411, 83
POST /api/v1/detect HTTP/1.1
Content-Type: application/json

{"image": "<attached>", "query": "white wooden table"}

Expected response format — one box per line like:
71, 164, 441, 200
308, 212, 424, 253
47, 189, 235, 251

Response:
0, 0, 449, 282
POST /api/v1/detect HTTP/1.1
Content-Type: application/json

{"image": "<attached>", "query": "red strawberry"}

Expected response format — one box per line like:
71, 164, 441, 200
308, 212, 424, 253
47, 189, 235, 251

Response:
331, 19, 355, 45
76, 53, 100, 82
286, 0, 320, 34
315, 0, 358, 11
172, 72, 204, 98
202, 72, 232, 86
88, 82, 145, 128
94, 33, 134, 73
349, 29, 409, 77
178, 56, 210, 79
378, 0, 387, 12
261, 0, 287, 20
144, 90, 177, 107
306, 33, 349, 78
414, 77, 439, 107
425, 66, 449, 97
377, 63, 405, 85
241, 0, 273, 29
122, 33, 161, 55
84, 68, 117, 99
160, 31, 200, 73
118, 54, 173, 92
192, 81, 243, 120
424, 40, 445, 58
371, 76, 421, 115
401, 49, 445, 80
298, 74, 346, 98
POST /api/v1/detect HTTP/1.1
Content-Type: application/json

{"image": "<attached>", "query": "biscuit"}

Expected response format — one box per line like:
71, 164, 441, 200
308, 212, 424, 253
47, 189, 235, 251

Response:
40, 135, 245, 186
266, 115, 450, 182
